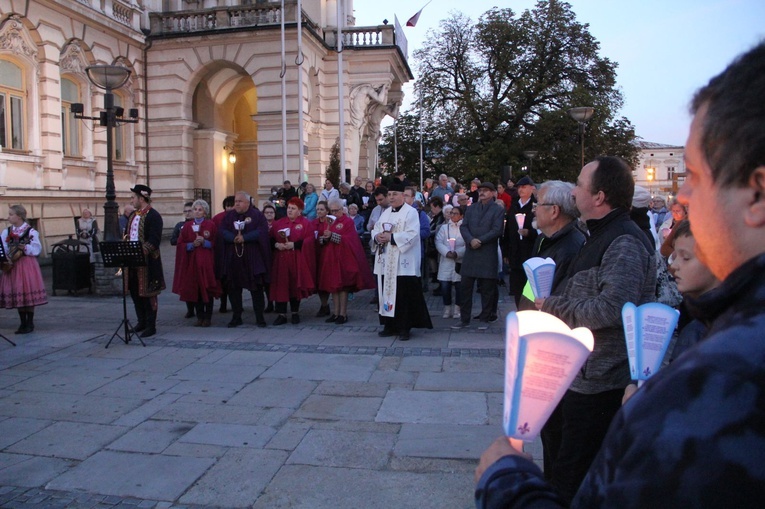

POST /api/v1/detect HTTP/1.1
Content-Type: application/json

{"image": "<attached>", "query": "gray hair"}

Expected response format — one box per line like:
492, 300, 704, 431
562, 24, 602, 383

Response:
192, 199, 210, 217
539, 180, 579, 219
235, 191, 251, 202
9, 205, 26, 221
328, 198, 344, 211
339, 182, 351, 191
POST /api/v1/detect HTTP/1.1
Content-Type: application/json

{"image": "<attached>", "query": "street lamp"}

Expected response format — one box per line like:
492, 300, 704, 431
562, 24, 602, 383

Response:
523, 150, 538, 178
568, 106, 595, 168
73, 65, 138, 242
646, 166, 655, 195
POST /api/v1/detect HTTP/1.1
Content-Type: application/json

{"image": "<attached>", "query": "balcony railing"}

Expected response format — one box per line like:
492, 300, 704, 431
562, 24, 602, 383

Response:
149, 4, 298, 36
325, 23, 408, 60
72, 0, 141, 30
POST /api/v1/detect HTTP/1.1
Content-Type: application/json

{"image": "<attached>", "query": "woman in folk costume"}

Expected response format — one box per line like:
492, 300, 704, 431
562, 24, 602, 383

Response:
125, 185, 165, 338
312, 200, 332, 317
372, 180, 433, 341
173, 199, 220, 327
269, 197, 317, 326
317, 198, 375, 324
0, 205, 48, 334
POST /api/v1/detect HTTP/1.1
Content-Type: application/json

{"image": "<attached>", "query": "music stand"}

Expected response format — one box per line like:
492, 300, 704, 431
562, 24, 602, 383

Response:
100, 241, 146, 348
0, 241, 16, 346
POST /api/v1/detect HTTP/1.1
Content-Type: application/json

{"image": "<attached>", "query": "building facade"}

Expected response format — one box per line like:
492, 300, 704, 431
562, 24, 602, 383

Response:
633, 141, 685, 199
0, 0, 411, 255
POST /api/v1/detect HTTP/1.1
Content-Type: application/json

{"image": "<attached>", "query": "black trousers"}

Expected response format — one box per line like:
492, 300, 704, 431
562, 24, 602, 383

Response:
508, 267, 528, 307
128, 270, 155, 326
228, 284, 265, 324
275, 298, 300, 314
458, 276, 498, 323
542, 388, 624, 503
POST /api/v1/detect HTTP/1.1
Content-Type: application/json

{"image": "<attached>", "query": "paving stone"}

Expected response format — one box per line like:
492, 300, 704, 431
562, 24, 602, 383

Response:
376, 389, 488, 425
87, 373, 181, 399
314, 380, 389, 398
0, 392, 145, 424
0, 418, 53, 449
47, 450, 214, 501
167, 362, 266, 384
395, 423, 501, 459
252, 465, 474, 509
225, 378, 316, 408
443, 356, 505, 374
368, 369, 417, 385
107, 420, 194, 454
287, 429, 396, 469
398, 356, 444, 372
178, 422, 277, 448
261, 353, 380, 382
7, 422, 128, 460
0, 455, 74, 487
212, 350, 286, 367
264, 422, 311, 451
112, 393, 183, 428
415, 371, 503, 392
179, 448, 287, 507
150, 401, 266, 425
294, 394, 382, 421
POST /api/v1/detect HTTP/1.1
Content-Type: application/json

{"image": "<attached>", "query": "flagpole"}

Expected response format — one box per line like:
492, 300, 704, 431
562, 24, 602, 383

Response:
419, 106, 423, 191
394, 118, 398, 175
337, 0, 345, 177
296, 0, 305, 183
280, 0, 288, 183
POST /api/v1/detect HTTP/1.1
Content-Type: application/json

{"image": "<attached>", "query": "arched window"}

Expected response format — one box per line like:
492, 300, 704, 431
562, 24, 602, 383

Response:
61, 77, 81, 156
0, 59, 25, 150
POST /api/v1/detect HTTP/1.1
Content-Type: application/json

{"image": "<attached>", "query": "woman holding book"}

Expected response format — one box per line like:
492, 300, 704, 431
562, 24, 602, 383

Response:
269, 197, 317, 325
0, 205, 48, 333
173, 199, 220, 327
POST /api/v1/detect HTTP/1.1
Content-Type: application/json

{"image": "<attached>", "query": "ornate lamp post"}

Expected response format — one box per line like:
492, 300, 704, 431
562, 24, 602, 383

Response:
568, 106, 595, 168
73, 65, 137, 242
523, 150, 538, 178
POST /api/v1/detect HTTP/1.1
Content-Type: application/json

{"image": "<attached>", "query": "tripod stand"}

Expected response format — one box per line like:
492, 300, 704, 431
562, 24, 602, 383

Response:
100, 241, 146, 348
0, 242, 16, 346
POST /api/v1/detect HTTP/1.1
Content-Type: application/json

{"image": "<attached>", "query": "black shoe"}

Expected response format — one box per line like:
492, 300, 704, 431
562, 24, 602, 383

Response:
219, 306, 229, 313
257, 321, 267, 328
291, 313, 300, 325
398, 330, 411, 341
325, 314, 338, 323
227, 317, 243, 328
316, 305, 330, 317
273, 315, 288, 326
473, 314, 481, 320
14, 325, 32, 335
133, 322, 147, 333
184, 311, 195, 319
140, 327, 156, 338
450, 321, 470, 330
488, 314, 498, 323
378, 328, 396, 337
335, 315, 347, 325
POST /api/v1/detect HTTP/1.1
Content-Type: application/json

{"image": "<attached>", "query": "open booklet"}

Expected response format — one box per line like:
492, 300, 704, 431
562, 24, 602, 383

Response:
622, 302, 680, 386
504, 311, 594, 441
522, 257, 556, 299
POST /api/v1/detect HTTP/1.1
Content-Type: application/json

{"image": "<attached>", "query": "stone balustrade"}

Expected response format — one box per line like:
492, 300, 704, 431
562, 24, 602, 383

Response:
149, 4, 302, 36
73, 0, 142, 30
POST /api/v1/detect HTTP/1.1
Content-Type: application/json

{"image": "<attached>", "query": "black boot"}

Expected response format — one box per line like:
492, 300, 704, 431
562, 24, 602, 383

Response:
133, 303, 147, 332
14, 310, 27, 334
140, 308, 157, 338
25, 312, 34, 333
227, 314, 243, 328
185, 302, 196, 319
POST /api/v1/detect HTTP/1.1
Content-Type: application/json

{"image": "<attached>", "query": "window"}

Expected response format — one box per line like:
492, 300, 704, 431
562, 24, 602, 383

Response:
667, 166, 676, 181
61, 77, 81, 156
0, 60, 25, 150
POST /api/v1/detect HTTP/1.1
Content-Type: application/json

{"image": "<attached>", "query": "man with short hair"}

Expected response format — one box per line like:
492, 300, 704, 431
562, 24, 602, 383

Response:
276, 180, 298, 202
219, 191, 271, 328
475, 40, 765, 509
430, 174, 453, 202
125, 185, 165, 338
321, 179, 340, 202
452, 182, 505, 330
366, 185, 390, 232
119, 204, 135, 236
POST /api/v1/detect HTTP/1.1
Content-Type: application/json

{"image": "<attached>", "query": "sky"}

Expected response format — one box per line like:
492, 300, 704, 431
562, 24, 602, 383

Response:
352, 0, 765, 146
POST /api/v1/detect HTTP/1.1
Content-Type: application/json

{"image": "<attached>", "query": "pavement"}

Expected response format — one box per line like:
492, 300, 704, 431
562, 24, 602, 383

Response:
0, 248, 541, 508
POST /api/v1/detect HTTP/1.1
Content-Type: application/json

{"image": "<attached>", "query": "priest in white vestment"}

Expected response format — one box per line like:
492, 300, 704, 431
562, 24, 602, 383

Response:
372, 180, 433, 340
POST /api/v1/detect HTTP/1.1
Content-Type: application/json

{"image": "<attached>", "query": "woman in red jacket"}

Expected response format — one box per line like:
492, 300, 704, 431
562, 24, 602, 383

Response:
269, 198, 317, 325
173, 200, 220, 326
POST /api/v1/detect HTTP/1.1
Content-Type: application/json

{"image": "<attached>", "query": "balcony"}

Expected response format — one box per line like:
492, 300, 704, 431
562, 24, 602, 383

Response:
73, 0, 142, 30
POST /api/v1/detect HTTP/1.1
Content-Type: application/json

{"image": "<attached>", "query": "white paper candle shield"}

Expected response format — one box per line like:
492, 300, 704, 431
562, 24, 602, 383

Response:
382, 222, 393, 232
515, 213, 526, 240
191, 224, 200, 233
522, 257, 556, 299
622, 302, 680, 384
327, 215, 336, 224
504, 311, 594, 440
448, 238, 456, 252
278, 227, 290, 239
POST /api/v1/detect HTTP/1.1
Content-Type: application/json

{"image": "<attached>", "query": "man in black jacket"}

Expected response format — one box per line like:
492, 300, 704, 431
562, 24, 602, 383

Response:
502, 176, 538, 307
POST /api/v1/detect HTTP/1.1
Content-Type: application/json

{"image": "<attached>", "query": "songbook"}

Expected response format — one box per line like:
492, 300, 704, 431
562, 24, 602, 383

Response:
523, 257, 556, 299
622, 302, 680, 385
504, 311, 594, 440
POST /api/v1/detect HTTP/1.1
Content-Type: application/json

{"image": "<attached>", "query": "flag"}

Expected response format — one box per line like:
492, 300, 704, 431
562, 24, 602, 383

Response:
406, 0, 432, 27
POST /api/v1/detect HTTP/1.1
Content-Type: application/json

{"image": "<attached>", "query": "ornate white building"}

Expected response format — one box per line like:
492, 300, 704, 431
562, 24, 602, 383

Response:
633, 141, 685, 199
0, 0, 411, 254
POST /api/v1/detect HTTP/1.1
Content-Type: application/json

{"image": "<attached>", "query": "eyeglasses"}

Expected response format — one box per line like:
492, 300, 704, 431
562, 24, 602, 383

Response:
329, 208, 342, 213
183, 209, 193, 214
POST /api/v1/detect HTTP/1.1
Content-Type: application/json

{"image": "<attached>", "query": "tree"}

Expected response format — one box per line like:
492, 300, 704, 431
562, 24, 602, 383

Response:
377, 111, 448, 185
413, 0, 638, 182
325, 138, 341, 188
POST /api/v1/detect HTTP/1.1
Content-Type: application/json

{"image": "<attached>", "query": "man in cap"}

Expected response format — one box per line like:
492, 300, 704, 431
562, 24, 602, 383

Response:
372, 179, 433, 340
502, 175, 539, 307
452, 182, 505, 330
125, 184, 165, 338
